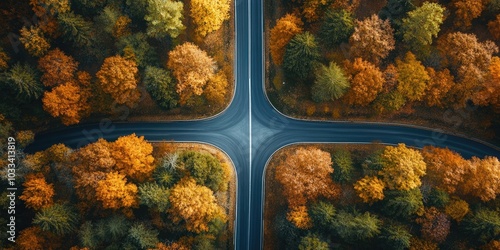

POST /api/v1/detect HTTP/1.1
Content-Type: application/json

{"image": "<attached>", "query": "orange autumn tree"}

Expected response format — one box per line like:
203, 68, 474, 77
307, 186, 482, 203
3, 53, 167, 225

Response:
344, 58, 384, 106
460, 156, 500, 201
452, 0, 485, 28
472, 56, 500, 112
96, 55, 141, 107
38, 48, 78, 87
287, 205, 313, 229
379, 143, 426, 191
270, 13, 304, 65
167, 42, 216, 105
423, 68, 454, 108
42, 81, 91, 125
488, 15, 500, 41
168, 177, 227, 233
422, 146, 468, 194
95, 171, 138, 210
19, 173, 55, 210
275, 147, 340, 209
16, 226, 60, 250
111, 134, 155, 182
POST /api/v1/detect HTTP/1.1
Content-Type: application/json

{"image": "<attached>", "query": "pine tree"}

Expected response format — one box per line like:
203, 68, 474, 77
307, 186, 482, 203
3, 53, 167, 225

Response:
144, 66, 178, 110
57, 12, 93, 47
311, 62, 349, 102
33, 203, 79, 235
128, 223, 159, 249
138, 182, 170, 211
319, 9, 355, 48
4, 62, 43, 101
283, 32, 320, 81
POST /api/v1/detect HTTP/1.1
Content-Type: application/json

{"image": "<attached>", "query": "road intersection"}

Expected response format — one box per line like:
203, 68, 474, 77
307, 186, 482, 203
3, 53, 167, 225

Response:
27, 0, 500, 249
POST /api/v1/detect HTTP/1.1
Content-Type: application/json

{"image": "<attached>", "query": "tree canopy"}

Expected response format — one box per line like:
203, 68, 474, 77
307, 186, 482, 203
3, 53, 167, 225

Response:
311, 62, 350, 102
145, 0, 184, 39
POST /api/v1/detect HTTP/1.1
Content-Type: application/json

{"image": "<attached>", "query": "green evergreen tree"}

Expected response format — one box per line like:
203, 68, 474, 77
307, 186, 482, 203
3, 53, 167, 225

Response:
378, 223, 411, 250
145, 0, 185, 39
128, 223, 159, 249
144, 66, 178, 110
379, 0, 415, 31
311, 62, 349, 102
400, 2, 445, 53
79, 222, 99, 248
33, 203, 79, 235
117, 32, 160, 68
319, 9, 355, 48
332, 210, 381, 243
309, 201, 336, 231
3, 63, 42, 101
193, 234, 216, 250
57, 12, 93, 47
106, 215, 130, 240
383, 188, 424, 218
138, 182, 170, 211
283, 32, 320, 81
462, 207, 500, 243
298, 234, 329, 250
427, 188, 450, 208
332, 149, 354, 183
179, 150, 228, 192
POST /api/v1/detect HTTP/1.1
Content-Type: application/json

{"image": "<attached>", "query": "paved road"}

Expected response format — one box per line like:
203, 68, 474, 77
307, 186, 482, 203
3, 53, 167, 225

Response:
26, 0, 500, 249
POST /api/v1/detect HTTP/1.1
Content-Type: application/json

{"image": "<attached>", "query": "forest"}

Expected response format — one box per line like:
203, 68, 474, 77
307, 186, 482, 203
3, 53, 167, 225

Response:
265, 144, 500, 249
0, 133, 235, 249
0, 0, 234, 130
266, 0, 500, 141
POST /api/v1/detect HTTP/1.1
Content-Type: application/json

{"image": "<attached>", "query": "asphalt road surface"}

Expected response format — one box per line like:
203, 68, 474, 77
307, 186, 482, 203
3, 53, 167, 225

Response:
26, 0, 500, 249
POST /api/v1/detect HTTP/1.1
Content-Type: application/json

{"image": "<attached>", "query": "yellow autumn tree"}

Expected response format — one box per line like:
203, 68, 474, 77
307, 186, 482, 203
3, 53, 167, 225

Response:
19, 26, 50, 57
167, 42, 216, 105
95, 171, 138, 210
168, 177, 227, 233
38, 48, 78, 87
205, 71, 228, 108
96, 55, 141, 107
19, 173, 55, 210
112, 15, 132, 39
275, 147, 341, 209
111, 134, 155, 182
344, 58, 384, 106
379, 143, 426, 191
190, 0, 230, 37
445, 198, 469, 221
42, 81, 91, 125
269, 13, 303, 65
354, 175, 385, 203
396, 52, 430, 102
460, 156, 500, 201
287, 205, 312, 229
422, 146, 468, 194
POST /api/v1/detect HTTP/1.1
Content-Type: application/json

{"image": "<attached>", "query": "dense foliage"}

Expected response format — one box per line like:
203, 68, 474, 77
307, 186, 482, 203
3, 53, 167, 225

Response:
266, 144, 500, 249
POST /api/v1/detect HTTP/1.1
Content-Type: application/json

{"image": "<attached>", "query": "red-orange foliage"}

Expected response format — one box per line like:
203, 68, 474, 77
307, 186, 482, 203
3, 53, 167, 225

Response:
416, 207, 450, 243
422, 146, 468, 194
38, 48, 78, 87
453, 0, 485, 28
42, 81, 91, 125
424, 68, 454, 108
270, 13, 303, 66
19, 173, 55, 210
16, 226, 60, 250
488, 15, 500, 41
460, 156, 500, 201
472, 57, 500, 112
275, 147, 341, 209
344, 58, 384, 106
